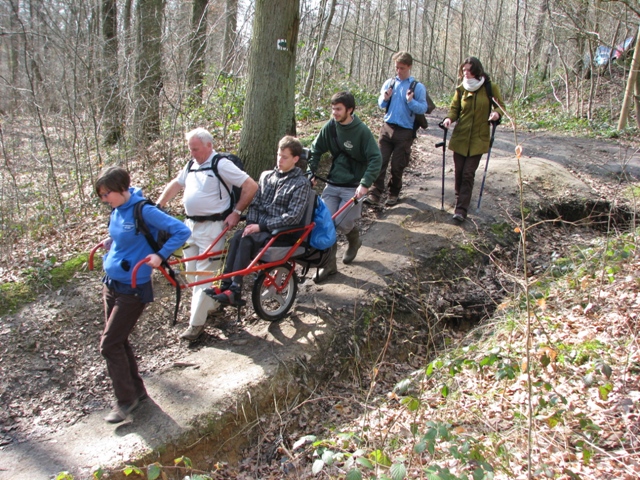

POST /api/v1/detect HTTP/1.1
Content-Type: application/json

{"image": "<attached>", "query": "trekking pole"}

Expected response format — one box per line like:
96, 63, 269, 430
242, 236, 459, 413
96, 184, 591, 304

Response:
476, 120, 499, 210
435, 122, 448, 211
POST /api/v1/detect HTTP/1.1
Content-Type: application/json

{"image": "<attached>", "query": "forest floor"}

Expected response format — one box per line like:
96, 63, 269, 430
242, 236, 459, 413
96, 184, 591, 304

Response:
0, 113, 639, 479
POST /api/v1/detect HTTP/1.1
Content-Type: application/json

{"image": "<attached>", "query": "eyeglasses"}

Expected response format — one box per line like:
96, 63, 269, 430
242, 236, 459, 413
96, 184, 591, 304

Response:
99, 191, 112, 199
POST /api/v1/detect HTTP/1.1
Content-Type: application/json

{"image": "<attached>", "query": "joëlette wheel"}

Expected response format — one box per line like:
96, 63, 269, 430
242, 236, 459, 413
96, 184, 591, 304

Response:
252, 263, 298, 321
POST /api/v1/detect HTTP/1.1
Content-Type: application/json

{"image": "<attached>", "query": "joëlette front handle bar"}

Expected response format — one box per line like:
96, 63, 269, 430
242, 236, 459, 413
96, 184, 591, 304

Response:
88, 241, 105, 271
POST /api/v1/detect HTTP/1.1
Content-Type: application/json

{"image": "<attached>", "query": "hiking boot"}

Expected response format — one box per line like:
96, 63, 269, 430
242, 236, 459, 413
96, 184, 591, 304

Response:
104, 398, 139, 424
452, 213, 465, 222
385, 195, 399, 206
312, 244, 338, 284
179, 324, 205, 341
363, 192, 380, 205
208, 285, 243, 306
342, 228, 362, 264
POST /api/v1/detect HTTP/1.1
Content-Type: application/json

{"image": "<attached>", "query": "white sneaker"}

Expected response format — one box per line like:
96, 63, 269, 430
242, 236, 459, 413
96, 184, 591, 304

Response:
180, 324, 205, 341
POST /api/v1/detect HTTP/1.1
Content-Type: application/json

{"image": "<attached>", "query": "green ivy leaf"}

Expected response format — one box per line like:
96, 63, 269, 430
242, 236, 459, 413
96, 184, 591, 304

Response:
540, 353, 551, 368
147, 464, 161, 480
441, 384, 449, 398
370, 449, 392, 467
472, 467, 485, 480
92, 466, 104, 480
547, 412, 561, 428
414, 439, 427, 453
598, 382, 613, 401
426, 362, 435, 376
174, 456, 192, 468
122, 465, 143, 476
346, 469, 363, 480
390, 462, 407, 480
400, 395, 421, 411
356, 456, 375, 469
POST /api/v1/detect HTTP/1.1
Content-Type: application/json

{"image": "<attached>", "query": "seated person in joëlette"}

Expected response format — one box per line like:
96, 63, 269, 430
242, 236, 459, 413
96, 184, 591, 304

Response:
204, 135, 311, 306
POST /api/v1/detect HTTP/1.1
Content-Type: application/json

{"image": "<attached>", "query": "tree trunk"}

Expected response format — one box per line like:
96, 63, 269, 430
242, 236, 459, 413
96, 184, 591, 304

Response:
101, 0, 123, 145
441, 0, 451, 90
8, 6, 20, 103
348, 0, 362, 79
187, 0, 208, 101
511, 0, 520, 98
425, 0, 437, 87
303, 0, 337, 97
134, 0, 165, 143
330, 2, 350, 74
617, 31, 640, 130
532, 0, 549, 72
221, 0, 238, 73
123, 0, 134, 58
634, 73, 640, 129
238, 0, 300, 178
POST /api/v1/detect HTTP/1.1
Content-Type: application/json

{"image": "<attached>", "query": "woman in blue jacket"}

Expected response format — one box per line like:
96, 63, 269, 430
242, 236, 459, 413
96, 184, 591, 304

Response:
95, 166, 190, 423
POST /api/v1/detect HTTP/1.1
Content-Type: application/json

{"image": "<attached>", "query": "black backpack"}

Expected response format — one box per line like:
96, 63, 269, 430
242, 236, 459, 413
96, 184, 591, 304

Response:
133, 199, 173, 254
386, 78, 435, 136
133, 199, 183, 325
187, 152, 245, 217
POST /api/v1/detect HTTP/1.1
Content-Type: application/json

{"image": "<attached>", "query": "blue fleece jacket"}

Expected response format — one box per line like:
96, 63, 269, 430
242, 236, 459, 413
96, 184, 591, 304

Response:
103, 187, 191, 286
378, 76, 428, 129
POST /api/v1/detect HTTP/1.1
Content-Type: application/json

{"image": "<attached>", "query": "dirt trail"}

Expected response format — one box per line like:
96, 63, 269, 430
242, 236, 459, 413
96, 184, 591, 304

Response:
0, 120, 638, 479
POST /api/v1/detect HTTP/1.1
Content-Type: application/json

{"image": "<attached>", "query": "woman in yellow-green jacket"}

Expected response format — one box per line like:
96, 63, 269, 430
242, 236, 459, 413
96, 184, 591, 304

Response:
442, 57, 505, 222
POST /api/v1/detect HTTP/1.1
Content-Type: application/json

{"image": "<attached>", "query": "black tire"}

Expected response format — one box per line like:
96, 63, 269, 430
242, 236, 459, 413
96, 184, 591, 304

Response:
252, 263, 298, 321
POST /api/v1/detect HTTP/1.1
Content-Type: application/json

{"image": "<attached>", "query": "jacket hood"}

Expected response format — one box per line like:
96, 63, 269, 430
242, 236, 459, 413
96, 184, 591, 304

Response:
119, 187, 145, 210
336, 114, 363, 131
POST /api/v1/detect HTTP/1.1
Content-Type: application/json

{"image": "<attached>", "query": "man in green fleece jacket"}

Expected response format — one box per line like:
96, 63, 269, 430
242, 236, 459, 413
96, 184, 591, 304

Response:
308, 91, 382, 283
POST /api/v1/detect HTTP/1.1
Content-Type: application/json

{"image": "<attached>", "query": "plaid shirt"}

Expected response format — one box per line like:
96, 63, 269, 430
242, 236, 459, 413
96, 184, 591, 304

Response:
247, 166, 310, 233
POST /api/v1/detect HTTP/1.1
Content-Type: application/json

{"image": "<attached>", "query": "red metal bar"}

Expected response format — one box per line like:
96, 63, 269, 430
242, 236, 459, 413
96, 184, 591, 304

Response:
88, 242, 104, 271
117, 199, 356, 291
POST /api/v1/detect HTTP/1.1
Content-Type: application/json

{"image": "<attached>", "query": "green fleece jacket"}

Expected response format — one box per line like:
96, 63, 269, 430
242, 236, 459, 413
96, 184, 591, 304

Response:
309, 114, 382, 188
446, 81, 505, 157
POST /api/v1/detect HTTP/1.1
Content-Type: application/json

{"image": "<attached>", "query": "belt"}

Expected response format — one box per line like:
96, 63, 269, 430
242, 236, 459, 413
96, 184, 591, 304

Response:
386, 122, 411, 131
185, 213, 225, 222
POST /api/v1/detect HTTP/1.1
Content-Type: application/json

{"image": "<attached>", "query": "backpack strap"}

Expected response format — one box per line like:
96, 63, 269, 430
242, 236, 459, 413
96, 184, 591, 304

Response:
384, 78, 396, 113
134, 199, 181, 325
328, 119, 355, 161
134, 200, 163, 256
327, 120, 360, 188
211, 153, 232, 199
187, 154, 235, 216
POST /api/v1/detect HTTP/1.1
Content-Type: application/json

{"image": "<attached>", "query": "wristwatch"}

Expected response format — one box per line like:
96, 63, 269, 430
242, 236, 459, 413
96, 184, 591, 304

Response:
233, 208, 242, 215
